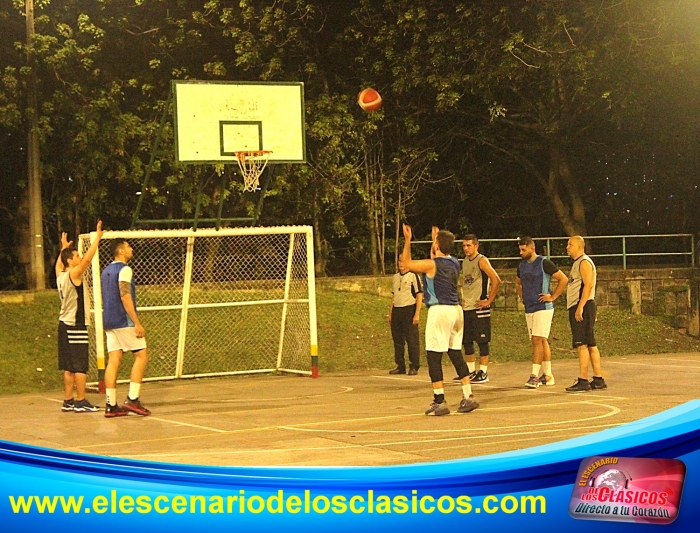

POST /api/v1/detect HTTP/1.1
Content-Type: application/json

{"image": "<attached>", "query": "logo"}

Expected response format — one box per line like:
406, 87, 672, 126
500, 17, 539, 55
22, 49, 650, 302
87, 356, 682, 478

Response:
464, 274, 474, 285
569, 456, 685, 524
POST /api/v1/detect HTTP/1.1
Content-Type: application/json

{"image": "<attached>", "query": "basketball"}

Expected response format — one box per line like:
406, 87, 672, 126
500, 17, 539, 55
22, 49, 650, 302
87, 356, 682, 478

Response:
357, 87, 382, 112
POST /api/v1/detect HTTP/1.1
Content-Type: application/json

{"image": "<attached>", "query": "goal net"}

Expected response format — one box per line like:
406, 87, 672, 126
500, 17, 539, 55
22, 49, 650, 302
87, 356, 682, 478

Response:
78, 227, 318, 388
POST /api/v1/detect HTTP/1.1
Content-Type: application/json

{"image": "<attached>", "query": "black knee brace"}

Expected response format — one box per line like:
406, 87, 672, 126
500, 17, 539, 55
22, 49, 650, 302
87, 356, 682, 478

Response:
477, 341, 490, 357
426, 351, 444, 383
463, 342, 475, 356
447, 349, 469, 379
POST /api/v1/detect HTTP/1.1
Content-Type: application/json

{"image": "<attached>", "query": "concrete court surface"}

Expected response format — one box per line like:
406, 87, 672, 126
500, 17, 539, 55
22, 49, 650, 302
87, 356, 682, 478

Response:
1, 352, 699, 468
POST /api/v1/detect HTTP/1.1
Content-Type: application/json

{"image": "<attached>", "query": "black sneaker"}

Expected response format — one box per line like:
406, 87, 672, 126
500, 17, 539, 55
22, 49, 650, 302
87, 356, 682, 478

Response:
538, 374, 555, 386
104, 404, 129, 418
471, 370, 489, 384
407, 368, 418, 376
590, 377, 608, 390
61, 399, 75, 412
389, 367, 406, 375
565, 378, 592, 393
124, 397, 151, 416
73, 399, 100, 413
457, 396, 479, 413
425, 401, 450, 416
454, 370, 477, 382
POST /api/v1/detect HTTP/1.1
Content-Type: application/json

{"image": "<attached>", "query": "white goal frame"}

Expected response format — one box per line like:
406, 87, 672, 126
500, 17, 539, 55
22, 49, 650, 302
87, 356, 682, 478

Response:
79, 226, 318, 387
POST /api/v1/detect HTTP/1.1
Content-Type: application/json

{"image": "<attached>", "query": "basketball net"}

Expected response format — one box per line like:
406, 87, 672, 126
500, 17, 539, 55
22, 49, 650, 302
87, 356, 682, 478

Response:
235, 150, 272, 192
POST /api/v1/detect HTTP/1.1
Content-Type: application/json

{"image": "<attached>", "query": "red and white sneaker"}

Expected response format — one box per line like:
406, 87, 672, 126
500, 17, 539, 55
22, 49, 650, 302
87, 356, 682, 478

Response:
124, 397, 151, 416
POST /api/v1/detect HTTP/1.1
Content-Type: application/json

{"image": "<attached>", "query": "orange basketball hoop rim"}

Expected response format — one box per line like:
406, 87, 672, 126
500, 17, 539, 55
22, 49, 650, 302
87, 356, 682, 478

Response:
235, 150, 272, 192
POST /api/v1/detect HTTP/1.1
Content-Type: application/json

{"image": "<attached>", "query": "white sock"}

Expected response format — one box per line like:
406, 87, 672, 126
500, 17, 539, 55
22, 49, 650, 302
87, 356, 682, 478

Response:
462, 383, 473, 398
128, 382, 141, 401
480, 364, 488, 373
467, 361, 476, 373
542, 361, 552, 376
106, 388, 117, 406
532, 364, 541, 376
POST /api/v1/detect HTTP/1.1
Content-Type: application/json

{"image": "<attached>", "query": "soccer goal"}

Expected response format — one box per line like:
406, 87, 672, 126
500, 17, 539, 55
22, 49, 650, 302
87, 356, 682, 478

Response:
78, 226, 318, 389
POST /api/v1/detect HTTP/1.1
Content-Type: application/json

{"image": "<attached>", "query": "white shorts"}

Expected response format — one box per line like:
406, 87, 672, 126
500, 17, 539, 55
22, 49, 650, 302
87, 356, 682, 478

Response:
106, 327, 147, 353
525, 308, 554, 339
425, 304, 464, 352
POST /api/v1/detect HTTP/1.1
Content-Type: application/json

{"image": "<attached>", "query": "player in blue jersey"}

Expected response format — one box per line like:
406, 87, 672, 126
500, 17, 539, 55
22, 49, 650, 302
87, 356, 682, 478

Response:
516, 236, 568, 388
401, 223, 478, 415
101, 239, 151, 418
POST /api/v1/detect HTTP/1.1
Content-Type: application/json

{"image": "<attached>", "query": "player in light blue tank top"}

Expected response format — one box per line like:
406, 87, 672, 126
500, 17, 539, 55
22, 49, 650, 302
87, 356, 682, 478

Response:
400, 224, 479, 416
423, 256, 461, 307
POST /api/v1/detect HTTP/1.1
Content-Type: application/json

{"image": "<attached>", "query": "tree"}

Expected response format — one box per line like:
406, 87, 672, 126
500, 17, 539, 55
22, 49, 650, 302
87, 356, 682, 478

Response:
372, 0, 691, 236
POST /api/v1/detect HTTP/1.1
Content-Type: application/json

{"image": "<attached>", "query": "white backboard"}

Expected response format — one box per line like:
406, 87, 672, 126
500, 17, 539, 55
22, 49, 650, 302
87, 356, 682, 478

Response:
173, 81, 306, 164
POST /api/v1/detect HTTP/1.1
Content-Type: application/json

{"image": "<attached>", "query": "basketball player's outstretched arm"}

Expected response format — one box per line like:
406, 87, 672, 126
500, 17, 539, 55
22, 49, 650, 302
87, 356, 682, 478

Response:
401, 223, 436, 277
70, 220, 104, 284
55, 232, 73, 277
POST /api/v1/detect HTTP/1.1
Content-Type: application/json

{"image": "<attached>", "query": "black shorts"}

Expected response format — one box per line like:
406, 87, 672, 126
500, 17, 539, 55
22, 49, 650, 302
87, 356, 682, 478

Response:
463, 308, 492, 345
569, 300, 597, 348
58, 321, 89, 373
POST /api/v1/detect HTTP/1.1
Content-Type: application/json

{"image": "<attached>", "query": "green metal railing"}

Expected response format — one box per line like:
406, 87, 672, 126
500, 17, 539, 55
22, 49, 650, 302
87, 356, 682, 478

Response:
413, 234, 696, 269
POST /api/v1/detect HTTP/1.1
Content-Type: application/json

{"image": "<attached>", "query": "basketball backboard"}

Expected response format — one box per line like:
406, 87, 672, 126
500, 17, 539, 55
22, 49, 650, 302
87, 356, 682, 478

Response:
172, 81, 306, 164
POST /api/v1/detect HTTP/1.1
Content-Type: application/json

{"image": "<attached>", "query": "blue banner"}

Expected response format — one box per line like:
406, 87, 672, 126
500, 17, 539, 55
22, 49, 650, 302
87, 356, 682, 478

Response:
2, 400, 700, 531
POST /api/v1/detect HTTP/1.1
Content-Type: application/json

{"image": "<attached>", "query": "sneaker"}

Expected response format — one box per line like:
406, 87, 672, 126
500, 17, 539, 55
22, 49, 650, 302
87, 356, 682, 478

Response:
425, 401, 450, 416
590, 377, 608, 390
565, 378, 592, 393
61, 399, 75, 412
538, 374, 555, 386
525, 374, 540, 388
73, 399, 100, 413
457, 396, 480, 413
407, 368, 418, 376
389, 367, 406, 375
104, 403, 129, 418
471, 370, 489, 384
454, 370, 477, 382
124, 397, 151, 416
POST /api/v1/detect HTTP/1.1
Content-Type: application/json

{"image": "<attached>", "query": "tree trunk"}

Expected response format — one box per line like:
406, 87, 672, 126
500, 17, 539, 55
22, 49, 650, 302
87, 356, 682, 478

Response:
312, 191, 327, 276
25, 0, 45, 290
547, 144, 587, 236
394, 184, 402, 271
365, 154, 379, 275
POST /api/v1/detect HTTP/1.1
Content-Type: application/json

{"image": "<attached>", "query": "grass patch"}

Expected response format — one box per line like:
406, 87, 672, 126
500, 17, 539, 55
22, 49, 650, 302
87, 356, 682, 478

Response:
1, 289, 699, 394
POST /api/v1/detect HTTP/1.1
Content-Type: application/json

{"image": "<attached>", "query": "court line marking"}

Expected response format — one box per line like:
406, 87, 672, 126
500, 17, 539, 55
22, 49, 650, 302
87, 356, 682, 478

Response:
78, 425, 278, 449
78, 400, 623, 449
146, 417, 229, 433
370, 375, 629, 399
434, 430, 613, 453
42, 398, 232, 434
60, 394, 629, 451
111, 421, 625, 459
279, 402, 621, 434
177, 386, 354, 403
606, 361, 700, 370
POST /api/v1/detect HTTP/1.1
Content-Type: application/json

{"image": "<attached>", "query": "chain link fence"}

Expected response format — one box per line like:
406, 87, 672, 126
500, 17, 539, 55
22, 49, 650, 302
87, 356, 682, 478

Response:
79, 227, 316, 385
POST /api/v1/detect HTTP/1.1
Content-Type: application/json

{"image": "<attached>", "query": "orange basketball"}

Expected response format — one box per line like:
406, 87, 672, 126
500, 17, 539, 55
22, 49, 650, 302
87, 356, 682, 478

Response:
358, 87, 382, 112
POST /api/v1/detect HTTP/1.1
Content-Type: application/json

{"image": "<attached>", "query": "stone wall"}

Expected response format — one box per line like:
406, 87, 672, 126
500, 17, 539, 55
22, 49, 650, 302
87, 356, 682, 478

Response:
317, 266, 700, 337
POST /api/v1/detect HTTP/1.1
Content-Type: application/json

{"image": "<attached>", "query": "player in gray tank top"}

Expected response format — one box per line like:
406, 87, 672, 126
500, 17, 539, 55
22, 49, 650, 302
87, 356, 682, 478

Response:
564, 236, 607, 392
457, 235, 501, 385
55, 221, 104, 413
